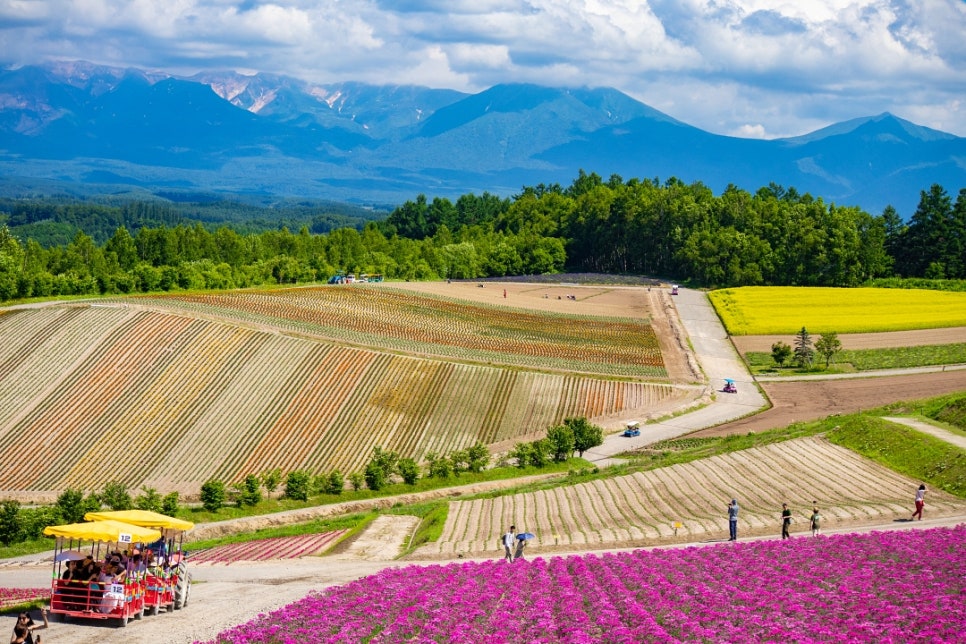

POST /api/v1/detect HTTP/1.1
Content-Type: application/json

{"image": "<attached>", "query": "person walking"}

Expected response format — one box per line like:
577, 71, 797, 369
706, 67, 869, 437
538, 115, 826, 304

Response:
727, 499, 739, 541
912, 484, 926, 520
810, 507, 822, 537
514, 534, 527, 561
781, 502, 792, 539
502, 525, 516, 562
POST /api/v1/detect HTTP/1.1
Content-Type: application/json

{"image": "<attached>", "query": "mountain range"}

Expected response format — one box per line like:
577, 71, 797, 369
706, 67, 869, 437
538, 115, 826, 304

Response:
1, 60, 963, 216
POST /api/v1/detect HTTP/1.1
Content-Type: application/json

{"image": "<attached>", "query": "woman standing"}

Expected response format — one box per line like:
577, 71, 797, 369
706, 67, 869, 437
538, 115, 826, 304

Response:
10, 608, 48, 644
912, 484, 926, 520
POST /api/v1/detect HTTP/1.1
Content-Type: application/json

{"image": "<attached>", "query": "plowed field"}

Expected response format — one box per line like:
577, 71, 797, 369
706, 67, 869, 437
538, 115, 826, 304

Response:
417, 436, 966, 559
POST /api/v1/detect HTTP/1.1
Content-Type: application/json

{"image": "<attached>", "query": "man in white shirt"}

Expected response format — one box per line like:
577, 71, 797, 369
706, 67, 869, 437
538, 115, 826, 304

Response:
502, 525, 516, 562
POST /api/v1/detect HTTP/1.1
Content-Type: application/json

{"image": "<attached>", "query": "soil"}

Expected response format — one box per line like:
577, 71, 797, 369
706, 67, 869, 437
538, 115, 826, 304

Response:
731, 327, 966, 353
690, 369, 966, 437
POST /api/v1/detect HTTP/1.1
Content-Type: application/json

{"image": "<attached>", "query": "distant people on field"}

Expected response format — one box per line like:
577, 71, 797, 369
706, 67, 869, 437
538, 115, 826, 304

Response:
912, 484, 926, 521
810, 506, 822, 537
781, 502, 792, 539
727, 499, 739, 541
502, 525, 516, 562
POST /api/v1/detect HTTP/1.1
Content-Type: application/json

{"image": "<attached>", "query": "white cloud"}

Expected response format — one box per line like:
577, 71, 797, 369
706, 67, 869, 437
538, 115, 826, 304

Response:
0, 0, 963, 136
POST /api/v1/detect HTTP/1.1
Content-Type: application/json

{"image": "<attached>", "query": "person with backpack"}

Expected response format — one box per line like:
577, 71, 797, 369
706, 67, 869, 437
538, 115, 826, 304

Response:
810, 507, 822, 537
501, 525, 516, 562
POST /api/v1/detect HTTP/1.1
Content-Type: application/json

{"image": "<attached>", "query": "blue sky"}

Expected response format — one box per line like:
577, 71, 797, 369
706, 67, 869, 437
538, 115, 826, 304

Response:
1, 0, 964, 138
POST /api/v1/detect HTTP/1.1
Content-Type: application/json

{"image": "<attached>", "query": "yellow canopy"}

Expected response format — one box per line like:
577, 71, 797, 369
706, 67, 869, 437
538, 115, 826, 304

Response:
43, 519, 161, 544
84, 509, 194, 532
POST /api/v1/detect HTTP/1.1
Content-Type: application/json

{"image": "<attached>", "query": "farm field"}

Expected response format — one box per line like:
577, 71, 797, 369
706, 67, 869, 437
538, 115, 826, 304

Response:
0, 283, 690, 500
415, 436, 966, 558
125, 283, 669, 378
709, 286, 966, 335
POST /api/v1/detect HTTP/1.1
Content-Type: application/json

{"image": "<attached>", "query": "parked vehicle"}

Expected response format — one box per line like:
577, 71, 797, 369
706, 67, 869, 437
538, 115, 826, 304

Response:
44, 519, 162, 627
622, 421, 641, 437
85, 510, 195, 614
670, 285, 679, 295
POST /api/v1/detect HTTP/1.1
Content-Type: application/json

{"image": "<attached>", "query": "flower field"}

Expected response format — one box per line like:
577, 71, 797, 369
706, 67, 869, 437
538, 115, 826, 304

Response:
709, 286, 966, 335
127, 285, 666, 378
420, 436, 966, 558
0, 301, 680, 497
0, 587, 49, 609
204, 525, 966, 643
189, 531, 349, 565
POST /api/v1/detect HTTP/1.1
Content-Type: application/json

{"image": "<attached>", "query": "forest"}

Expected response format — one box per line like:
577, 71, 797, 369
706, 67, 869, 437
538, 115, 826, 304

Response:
0, 172, 964, 302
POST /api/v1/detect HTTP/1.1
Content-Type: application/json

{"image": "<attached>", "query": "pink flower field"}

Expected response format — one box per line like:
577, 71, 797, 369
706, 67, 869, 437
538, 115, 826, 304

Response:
204, 526, 965, 643
0, 587, 49, 609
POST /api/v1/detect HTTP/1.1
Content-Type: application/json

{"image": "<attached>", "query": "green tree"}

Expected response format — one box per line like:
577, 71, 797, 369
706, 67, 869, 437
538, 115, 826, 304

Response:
161, 492, 180, 516
771, 341, 792, 367
325, 471, 345, 495
794, 327, 815, 369
567, 417, 604, 457
237, 474, 262, 507
426, 451, 453, 478
134, 486, 163, 512
55, 488, 87, 524
398, 458, 419, 485
815, 332, 843, 368
528, 438, 552, 467
200, 479, 226, 512
100, 480, 132, 510
260, 468, 282, 495
364, 461, 387, 491
546, 423, 576, 462
348, 472, 365, 491
466, 442, 490, 473
0, 500, 22, 545
284, 470, 312, 501
509, 442, 534, 469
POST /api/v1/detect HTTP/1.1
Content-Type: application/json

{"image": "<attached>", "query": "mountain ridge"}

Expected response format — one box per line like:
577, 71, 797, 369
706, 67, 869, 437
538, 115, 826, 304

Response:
0, 61, 963, 215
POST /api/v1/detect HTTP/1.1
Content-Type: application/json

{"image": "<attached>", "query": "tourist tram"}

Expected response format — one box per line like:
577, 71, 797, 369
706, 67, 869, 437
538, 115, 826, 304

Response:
84, 510, 194, 615
43, 510, 194, 628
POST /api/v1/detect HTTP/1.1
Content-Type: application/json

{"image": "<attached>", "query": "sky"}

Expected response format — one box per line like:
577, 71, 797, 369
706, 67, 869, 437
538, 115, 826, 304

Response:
1, 0, 964, 139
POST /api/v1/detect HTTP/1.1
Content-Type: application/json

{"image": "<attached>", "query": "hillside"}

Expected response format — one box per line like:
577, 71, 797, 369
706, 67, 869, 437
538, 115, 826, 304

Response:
0, 282, 695, 501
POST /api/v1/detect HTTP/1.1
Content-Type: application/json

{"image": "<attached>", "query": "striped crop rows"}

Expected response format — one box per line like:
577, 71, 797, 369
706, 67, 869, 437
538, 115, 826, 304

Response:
126, 285, 667, 378
421, 437, 966, 558
0, 304, 676, 497
189, 531, 348, 565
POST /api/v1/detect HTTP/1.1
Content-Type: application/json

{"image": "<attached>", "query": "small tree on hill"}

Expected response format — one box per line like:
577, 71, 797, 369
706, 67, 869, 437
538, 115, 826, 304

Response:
398, 458, 419, 485
135, 486, 164, 512
200, 478, 226, 512
466, 442, 490, 472
284, 470, 311, 501
426, 451, 453, 478
567, 417, 604, 458
161, 492, 180, 516
261, 468, 282, 495
815, 332, 842, 368
101, 480, 132, 511
547, 423, 576, 462
794, 326, 815, 369
771, 341, 792, 368
55, 488, 87, 524
237, 474, 262, 507
325, 471, 344, 495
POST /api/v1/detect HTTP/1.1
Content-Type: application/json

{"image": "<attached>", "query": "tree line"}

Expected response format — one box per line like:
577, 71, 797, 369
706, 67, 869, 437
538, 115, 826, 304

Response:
0, 174, 964, 302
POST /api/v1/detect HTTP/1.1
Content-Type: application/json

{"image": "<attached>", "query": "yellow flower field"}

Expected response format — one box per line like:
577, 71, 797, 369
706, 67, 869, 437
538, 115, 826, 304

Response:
709, 286, 966, 335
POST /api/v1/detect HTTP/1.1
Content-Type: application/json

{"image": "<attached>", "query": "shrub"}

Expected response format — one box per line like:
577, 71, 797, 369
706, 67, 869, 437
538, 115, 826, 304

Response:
364, 461, 387, 491
426, 452, 452, 478
200, 479, 227, 512
161, 492, 179, 516
237, 474, 262, 507
325, 471, 344, 495
284, 470, 312, 502
0, 501, 21, 545
55, 488, 87, 524
100, 480, 132, 511
466, 442, 490, 472
135, 486, 164, 512
348, 472, 365, 491
398, 458, 419, 485
261, 468, 283, 494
